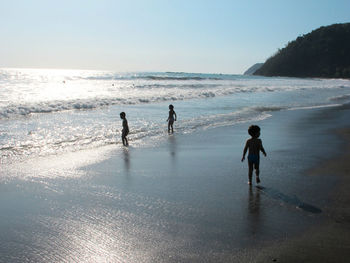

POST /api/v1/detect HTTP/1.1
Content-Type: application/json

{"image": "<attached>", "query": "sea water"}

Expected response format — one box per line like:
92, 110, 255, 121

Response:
1, 68, 350, 164
2, 68, 350, 262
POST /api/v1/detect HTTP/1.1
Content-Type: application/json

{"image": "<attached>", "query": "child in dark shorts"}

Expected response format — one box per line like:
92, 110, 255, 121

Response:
167, 104, 177, 133
120, 112, 129, 146
241, 125, 267, 185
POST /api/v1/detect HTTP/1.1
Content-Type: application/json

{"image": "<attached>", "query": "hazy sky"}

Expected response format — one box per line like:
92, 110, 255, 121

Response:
1, 0, 349, 74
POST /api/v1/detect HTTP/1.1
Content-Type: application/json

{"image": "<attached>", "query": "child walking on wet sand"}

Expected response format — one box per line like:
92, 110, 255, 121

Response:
120, 112, 129, 146
241, 125, 267, 185
167, 104, 177, 133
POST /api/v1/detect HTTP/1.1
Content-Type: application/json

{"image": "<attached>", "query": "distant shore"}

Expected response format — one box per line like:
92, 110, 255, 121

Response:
254, 23, 350, 79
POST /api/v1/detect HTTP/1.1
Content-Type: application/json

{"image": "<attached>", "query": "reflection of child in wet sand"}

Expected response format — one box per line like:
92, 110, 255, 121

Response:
167, 104, 177, 133
120, 112, 129, 146
241, 125, 267, 185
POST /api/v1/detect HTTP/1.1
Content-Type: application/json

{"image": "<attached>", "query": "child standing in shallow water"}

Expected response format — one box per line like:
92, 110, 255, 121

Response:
120, 112, 129, 146
241, 125, 267, 185
167, 104, 177, 133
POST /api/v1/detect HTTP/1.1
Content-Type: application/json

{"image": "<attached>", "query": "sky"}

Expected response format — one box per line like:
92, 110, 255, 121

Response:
0, 0, 349, 74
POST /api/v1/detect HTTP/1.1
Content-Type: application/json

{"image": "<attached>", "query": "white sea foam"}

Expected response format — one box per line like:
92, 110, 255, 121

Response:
288, 104, 342, 111
328, 94, 350, 102
1, 68, 350, 163
0, 86, 288, 119
1, 68, 350, 119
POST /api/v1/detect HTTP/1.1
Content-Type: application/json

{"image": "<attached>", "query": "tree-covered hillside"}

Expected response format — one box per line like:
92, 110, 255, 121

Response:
254, 23, 350, 78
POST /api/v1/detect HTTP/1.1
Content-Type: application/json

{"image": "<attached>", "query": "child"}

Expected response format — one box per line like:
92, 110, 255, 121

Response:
120, 112, 129, 146
167, 104, 177, 133
241, 125, 267, 185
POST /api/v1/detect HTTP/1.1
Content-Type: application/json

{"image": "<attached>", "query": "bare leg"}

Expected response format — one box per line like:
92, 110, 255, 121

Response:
122, 136, 128, 146
255, 168, 260, 183
248, 162, 253, 185
168, 121, 174, 134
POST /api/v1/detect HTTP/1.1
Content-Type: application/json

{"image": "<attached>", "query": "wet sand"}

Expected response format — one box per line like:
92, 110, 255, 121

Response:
1, 105, 350, 262
253, 127, 350, 263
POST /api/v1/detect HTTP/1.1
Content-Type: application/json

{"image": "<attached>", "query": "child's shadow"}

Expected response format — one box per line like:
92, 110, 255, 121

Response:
256, 186, 322, 214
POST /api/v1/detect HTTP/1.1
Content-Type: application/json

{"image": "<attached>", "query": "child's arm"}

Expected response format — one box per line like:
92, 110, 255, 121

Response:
241, 141, 248, 162
260, 140, 267, 156
174, 111, 177, 121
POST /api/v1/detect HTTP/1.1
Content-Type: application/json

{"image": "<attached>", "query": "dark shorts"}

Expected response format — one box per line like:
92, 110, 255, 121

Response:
122, 130, 129, 137
248, 154, 260, 169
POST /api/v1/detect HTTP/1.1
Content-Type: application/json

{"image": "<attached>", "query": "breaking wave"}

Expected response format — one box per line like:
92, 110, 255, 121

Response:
0, 85, 287, 119
1, 68, 350, 163
82, 72, 236, 81
329, 94, 350, 102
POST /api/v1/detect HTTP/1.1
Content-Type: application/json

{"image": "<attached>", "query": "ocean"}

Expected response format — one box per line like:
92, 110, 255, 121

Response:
1, 68, 350, 165
2, 67, 350, 165
1, 68, 350, 262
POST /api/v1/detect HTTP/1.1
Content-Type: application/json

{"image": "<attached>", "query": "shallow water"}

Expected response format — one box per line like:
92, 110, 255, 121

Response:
1, 104, 349, 262
1, 69, 350, 261
1, 69, 350, 164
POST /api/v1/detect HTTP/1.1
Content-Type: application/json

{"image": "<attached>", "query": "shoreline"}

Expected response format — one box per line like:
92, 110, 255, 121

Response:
82, 105, 350, 261
88, 104, 350, 262
1, 104, 350, 262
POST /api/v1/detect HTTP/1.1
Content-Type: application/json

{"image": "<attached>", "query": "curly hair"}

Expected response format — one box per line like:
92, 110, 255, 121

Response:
248, 125, 261, 137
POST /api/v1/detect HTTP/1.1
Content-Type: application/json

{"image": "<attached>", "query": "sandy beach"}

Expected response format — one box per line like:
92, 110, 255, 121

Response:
2, 1, 350, 262
1, 103, 350, 262
254, 126, 350, 262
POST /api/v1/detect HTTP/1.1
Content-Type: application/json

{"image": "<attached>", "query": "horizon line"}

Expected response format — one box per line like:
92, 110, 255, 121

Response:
0, 66, 246, 76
